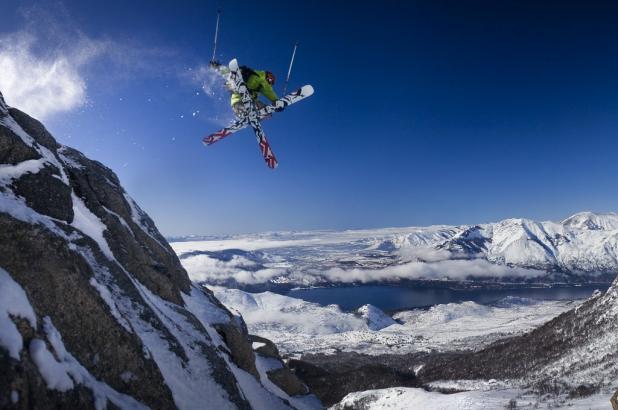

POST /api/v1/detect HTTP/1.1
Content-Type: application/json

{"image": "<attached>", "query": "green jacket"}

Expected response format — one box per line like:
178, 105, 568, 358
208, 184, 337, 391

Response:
230, 70, 278, 106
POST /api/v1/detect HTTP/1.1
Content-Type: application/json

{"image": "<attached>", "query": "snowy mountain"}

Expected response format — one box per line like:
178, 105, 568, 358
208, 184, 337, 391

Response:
393, 278, 618, 408
0, 91, 318, 410
211, 287, 576, 357
172, 214, 618, 288
357, 304, 397, 331
289, 282, 618, 408
562, 211, 618, 231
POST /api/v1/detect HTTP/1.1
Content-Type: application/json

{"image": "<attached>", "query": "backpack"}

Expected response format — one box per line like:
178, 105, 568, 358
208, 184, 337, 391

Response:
240, 66, 258, 82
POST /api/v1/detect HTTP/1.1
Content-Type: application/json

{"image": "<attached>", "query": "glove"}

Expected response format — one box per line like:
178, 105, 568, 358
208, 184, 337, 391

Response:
273, 103, 284, 113
209, 60, 221, 68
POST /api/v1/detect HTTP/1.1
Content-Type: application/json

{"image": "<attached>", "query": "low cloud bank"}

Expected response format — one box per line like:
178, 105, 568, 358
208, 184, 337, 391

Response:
316, 258, 543, 284
182, 254, 287, 285
180, 250, 546, 286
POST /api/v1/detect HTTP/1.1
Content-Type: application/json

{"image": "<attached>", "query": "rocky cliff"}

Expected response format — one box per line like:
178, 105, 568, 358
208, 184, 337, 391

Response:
0, 91, 318, 410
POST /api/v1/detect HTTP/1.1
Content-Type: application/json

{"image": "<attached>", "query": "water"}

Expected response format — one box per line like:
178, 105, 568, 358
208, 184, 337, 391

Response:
286, 284, 610, 311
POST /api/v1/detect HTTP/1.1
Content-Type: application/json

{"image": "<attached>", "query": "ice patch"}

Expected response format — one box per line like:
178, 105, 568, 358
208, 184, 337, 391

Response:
0, 158, 46, 183
0, 267, 37, 359
29, 338, 75, 391
71, 193, 115, 260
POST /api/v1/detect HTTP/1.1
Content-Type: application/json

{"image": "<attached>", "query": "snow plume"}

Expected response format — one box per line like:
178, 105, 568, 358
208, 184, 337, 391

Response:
188, 64, 227, 97
182, 64, 234, 126
0, 31, 92, 120
0, 5, 175, 121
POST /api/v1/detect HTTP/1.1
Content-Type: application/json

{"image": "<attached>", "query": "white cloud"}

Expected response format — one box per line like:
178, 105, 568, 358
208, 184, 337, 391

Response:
0, 4, 175, 121
181, 254, 287, 285
180, 249, 546, 286
317, 258, 545, 284
0, 32, 95, 120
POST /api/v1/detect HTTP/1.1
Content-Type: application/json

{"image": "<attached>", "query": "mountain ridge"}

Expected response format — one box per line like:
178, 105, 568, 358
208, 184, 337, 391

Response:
171, 212, 618, 288
0, 90, 317, 409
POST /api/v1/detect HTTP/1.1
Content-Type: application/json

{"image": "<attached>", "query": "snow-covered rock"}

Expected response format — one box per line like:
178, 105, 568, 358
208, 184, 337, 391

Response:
410, 277, 618, 403
330, 386, 615, 410
0, 91, 312, 409
356, 304, 396, 331
562, 211, 618, 231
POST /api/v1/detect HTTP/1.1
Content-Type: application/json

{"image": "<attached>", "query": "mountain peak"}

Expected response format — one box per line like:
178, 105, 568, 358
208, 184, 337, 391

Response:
561, 211, 618, 231
0, 91, 305, 409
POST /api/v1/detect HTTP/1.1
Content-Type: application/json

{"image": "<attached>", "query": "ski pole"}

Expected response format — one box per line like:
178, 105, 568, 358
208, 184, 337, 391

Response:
211, 10, 222, 63
283, 41, 299, 95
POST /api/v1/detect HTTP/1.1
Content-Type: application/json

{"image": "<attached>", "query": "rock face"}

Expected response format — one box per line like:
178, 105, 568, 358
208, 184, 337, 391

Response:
415, 278, 618, 393
0, 91, 310, 409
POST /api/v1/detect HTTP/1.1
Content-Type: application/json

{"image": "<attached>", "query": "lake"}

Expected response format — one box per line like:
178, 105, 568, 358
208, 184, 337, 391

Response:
286, 284, 610, 311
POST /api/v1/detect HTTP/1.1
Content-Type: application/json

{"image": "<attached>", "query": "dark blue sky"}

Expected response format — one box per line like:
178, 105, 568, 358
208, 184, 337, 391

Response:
3, 0, 618, 235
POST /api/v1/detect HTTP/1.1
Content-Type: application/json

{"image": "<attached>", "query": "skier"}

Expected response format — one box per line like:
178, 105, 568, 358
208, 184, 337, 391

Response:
210, 60, 281, 117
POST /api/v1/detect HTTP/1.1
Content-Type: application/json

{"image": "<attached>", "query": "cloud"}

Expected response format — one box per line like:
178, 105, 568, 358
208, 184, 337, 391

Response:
0, 31, 94, 120
0, 5, 177, 121
180, 248, 546, 286
317, 258, 545, 284
181, 254, 288, 285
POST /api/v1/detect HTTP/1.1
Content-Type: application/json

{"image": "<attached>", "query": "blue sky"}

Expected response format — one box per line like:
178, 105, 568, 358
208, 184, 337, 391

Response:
2, 0, 618, 236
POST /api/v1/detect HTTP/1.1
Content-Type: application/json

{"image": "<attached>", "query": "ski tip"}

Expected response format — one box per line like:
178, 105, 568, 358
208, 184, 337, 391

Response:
228, 58, 239, 71
302, 85, 314, 96
266, 156, 278, 169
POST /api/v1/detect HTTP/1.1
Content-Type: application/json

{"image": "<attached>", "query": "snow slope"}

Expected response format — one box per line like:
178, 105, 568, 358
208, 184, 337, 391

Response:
0, 91, 305, 409
212, 288, 576, 356
331, 387, 614, 410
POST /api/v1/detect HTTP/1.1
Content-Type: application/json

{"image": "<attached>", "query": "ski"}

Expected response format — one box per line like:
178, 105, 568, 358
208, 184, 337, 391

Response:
203, 85, 313, 146
228, 58, 278, 169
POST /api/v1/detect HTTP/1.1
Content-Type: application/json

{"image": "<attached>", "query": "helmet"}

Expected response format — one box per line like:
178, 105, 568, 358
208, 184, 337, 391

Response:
265, 71, 276, 85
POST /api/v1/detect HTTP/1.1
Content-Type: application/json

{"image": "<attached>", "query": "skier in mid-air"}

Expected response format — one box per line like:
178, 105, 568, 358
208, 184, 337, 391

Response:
204, 57, 314, 169
210, 60, 280, 116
